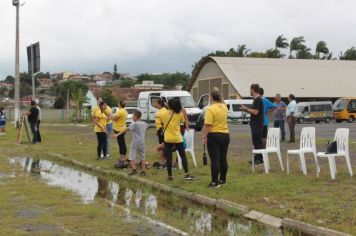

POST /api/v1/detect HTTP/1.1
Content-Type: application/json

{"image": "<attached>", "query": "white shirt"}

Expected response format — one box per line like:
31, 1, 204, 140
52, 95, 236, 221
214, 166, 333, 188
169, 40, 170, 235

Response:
286, 100, 297, 117
37, 106, 42, 120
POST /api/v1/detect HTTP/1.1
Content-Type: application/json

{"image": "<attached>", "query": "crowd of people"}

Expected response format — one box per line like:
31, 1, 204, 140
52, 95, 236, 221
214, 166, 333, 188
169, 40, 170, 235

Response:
89, 84, 297, 188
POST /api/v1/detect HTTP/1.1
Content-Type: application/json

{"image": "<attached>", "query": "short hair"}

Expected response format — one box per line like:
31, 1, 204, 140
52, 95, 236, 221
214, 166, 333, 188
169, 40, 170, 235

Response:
99, 101, 106, 107
157, 98, 166, 108
119, 100, 126, 108
133, 110, 141, 119
31, 101, 36, 106
276, 93, 281, 98
289, 94, 295, 100
168, 97, 182, 113
210, 89, 222, 102
250, 84, 260, 93
259, 87, 264, 96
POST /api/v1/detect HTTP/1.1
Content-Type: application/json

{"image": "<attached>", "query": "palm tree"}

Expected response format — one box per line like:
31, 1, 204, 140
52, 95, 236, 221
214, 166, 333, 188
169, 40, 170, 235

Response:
266, 48, 284, 58
72, 89, 89, 121
236, 44, 250, 57
289, 36, 306, 58
315, 41, 329, 59
296, 46, 313, 59
339, 47, 356, 60
275, 35, 289, 50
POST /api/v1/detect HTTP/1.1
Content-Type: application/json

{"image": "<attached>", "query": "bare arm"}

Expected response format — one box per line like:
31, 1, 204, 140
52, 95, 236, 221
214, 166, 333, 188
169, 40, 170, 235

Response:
240, 105, 259, 116
202, 124, 212, 144
113, 127, 129, 137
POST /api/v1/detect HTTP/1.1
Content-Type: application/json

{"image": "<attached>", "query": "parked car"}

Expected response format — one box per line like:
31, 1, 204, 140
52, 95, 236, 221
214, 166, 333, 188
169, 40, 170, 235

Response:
296, 101, 333, 123
137, 91, 201, 129
333, 97, 356, 123
196, 94, 253, 130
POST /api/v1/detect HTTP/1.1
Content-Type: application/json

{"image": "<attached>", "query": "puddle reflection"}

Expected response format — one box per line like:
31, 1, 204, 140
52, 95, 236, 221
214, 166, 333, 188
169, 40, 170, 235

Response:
10, 157, 273, 235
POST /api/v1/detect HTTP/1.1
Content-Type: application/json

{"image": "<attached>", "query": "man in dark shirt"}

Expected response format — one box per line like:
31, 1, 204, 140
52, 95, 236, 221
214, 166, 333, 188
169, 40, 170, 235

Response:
27, 101, 40, 144
241, 84, 264, 164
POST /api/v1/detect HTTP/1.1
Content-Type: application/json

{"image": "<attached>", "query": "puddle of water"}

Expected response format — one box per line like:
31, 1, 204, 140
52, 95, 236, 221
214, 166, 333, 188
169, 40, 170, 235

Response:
9, 157, 285, 236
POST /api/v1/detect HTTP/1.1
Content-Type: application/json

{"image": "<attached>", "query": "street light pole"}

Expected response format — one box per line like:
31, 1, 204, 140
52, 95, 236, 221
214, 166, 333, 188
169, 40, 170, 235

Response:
13, 0, 20, 128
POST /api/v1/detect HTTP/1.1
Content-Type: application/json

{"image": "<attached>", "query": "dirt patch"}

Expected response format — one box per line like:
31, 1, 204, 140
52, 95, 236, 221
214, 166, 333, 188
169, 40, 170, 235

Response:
20, 224, 64, 233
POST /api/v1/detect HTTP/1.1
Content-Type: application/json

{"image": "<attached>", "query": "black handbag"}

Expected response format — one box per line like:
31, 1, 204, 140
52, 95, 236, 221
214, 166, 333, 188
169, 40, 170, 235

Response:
326, 141, 337, 154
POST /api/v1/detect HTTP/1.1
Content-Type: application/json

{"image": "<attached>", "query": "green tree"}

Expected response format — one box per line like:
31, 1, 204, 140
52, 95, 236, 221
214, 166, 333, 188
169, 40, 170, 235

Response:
35, 72, 50, 79
0, 87, 8, 97
296, 46, 313, 59
101, 89, 118, 107
289, 36, 306, 58
339, 47, 356, 60
120, 79, 134, 88
315, 41, 329, 59
247, 51, 267, 58
4, 75, 15, 84
275, 35, 289, 50
72, 89, 89, 121
236, 44, 250, 57
53, 80, 88, 109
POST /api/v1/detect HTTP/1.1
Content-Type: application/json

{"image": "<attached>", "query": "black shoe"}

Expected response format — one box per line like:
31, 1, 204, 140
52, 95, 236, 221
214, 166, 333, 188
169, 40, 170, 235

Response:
208, 182, 220, 188
218, 180, 226, 185
184, 174, 195, 181
128, 170, 137, 176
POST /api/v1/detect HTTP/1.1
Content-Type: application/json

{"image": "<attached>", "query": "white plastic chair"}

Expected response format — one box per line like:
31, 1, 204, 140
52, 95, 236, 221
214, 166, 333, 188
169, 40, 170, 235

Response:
177, 129, 197, 169
251, 128, 284, 174
286, 127, 320, 176
317, 128, 353, 180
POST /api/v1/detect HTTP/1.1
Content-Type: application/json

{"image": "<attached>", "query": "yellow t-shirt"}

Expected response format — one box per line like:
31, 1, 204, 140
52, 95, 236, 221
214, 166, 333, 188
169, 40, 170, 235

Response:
93, 109, 107, 133
204, 102, 229, 133
161, 110, 185, 143
92, 105, 112, 124
155, 107, 167, 131
113, 108, 128, 132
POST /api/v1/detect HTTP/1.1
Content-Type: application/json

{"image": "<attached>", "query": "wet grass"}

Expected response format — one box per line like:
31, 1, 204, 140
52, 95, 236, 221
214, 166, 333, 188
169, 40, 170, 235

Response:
0, 158, 157, 235
1, 123, 356, 235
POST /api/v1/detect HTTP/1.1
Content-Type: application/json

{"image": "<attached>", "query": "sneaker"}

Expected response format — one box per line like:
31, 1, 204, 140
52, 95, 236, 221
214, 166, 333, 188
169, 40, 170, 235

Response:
97, 156, 103, 160
100, 154, 104, 158
218, 180, 226, 185
103, 155, 111, 160
208, 182, 220, 188
140, 171, 146, 177
128, 170, 137, 176
184, 174, 195, 181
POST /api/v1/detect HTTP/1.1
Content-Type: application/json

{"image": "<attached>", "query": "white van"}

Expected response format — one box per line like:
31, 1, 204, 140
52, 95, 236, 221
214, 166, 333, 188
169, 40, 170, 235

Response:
296, 101, 333, 123
137, 91, 202, 128
196, 94, 253, 129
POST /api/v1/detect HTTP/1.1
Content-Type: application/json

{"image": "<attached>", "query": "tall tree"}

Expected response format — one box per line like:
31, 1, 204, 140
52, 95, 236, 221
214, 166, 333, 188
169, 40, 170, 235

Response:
72, 89, 89, 121
339, 47, 356, 60
275, 35, 289, 50
315, 41, 329, 59
289, 36, 306, 58
236, 44, 250, 57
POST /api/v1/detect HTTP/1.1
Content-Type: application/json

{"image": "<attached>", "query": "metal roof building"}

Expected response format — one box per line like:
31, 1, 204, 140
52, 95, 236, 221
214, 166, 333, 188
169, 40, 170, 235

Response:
188, 57, 356, 101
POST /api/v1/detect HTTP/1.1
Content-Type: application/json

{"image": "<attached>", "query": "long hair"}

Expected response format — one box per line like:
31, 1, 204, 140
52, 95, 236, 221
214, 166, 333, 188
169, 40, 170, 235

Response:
168, 98, 182, 114
157, 98, 167, 109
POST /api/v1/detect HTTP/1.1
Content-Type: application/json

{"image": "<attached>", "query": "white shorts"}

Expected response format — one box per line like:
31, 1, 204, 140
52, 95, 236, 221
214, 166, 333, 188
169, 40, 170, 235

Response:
128, 145, 145, 161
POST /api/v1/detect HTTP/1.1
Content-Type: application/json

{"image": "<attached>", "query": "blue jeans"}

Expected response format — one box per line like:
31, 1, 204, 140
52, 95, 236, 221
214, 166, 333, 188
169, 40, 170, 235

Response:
106, 123, 113, 155
274, 120, 285, 141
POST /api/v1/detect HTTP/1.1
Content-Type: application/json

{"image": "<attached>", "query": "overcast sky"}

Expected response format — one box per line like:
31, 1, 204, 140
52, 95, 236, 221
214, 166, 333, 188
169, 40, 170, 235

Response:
1, 0, 356, 78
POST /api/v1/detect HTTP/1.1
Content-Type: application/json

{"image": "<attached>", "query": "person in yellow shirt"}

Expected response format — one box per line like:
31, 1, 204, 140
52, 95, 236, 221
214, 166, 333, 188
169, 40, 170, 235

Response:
112, 101, 128, 166
202, 89, 230, 188
155, 98, 167, 168
92, 96, 113, 158
161, 98, 194, 181
93, 101, 110, 160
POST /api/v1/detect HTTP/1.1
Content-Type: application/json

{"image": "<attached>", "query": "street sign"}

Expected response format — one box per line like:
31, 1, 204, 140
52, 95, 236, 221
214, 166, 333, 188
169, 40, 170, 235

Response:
27, 42, 40, 74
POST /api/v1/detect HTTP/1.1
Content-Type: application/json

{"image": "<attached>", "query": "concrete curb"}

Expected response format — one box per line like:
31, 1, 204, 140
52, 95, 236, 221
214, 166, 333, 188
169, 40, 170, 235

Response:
47, 153, 351, 235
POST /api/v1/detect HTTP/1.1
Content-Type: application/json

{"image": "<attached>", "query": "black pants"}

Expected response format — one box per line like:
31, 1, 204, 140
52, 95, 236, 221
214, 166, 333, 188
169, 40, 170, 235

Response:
96, 132, 107, 157
251, 125, 263, 162
29, 122, 38, 143
207, 133, 230, 183
164, 142, 188, 177
287, 116, 296, 141
115, 132, 127, 155
36, 120, 42, 143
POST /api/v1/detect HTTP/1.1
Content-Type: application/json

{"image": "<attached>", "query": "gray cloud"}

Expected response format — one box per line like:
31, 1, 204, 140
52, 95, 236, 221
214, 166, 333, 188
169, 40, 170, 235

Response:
1, 0, 356, 78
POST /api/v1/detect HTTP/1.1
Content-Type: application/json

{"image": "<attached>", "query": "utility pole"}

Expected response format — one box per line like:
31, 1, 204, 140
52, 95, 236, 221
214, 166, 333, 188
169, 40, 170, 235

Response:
31, 45, 36, 101
13, 0, 20, 128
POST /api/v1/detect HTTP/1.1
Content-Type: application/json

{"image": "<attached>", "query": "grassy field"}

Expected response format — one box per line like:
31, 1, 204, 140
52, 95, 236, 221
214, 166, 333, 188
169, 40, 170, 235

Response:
1, 122, 356, 235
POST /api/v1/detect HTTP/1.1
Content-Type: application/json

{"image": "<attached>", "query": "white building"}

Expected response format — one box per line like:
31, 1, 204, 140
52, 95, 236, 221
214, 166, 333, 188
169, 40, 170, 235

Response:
134, 80, 164, 90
